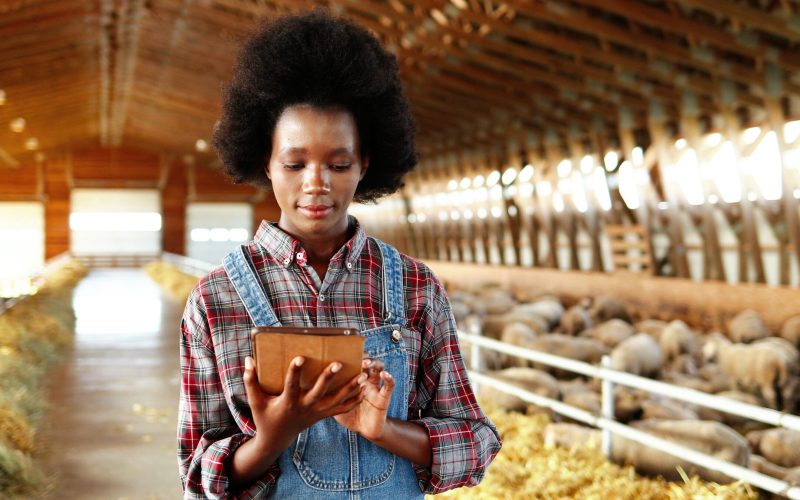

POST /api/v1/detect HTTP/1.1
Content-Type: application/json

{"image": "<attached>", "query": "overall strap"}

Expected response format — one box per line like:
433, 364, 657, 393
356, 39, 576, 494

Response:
373, 238, 405, 324
222, 245, 281, 327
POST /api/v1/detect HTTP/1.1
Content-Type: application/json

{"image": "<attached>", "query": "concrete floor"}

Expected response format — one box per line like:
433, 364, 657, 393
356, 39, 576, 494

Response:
37, 269, 184, 499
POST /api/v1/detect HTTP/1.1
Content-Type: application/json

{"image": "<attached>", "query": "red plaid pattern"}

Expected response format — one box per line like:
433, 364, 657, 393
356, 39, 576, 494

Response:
178, 218, 501, 498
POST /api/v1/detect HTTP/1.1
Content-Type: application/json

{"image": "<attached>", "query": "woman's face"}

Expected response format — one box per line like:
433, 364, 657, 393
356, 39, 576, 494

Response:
266, 105, 368, 244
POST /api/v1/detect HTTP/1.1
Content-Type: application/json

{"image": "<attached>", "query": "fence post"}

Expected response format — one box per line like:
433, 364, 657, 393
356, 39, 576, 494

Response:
468, 318, 483, 393
601, 354, 614, 459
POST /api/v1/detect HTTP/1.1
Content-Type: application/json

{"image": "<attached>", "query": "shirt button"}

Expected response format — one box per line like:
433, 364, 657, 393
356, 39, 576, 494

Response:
283, 258, 290, 265
391, 330, 402, 343
346, 262, 352, 269
319, 294, 326, 301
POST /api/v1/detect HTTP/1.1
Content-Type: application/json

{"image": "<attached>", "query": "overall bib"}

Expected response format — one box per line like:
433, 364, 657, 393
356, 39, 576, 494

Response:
223, 239, 424, 499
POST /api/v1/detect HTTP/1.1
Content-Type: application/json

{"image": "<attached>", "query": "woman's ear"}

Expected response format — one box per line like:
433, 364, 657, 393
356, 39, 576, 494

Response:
359, 157, 369, 181
265, 162, 271, 180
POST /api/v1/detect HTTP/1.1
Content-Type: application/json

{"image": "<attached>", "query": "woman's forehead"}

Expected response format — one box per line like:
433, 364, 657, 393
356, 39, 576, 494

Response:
272, 105, 360, 153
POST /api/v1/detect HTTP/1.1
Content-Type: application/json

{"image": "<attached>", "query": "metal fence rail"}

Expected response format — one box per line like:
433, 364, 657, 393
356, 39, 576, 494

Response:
459, 330, 800, 499
160, 252, 216, 277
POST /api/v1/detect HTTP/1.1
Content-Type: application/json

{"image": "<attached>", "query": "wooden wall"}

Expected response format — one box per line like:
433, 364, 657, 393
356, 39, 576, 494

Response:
0, 147, 280, 259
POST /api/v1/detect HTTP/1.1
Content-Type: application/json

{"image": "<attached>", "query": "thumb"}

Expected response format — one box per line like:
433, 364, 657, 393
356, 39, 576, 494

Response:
243, 356, 264, 402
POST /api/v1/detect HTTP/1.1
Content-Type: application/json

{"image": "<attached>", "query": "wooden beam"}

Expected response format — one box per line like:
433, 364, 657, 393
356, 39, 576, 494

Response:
676, 0, 800, 44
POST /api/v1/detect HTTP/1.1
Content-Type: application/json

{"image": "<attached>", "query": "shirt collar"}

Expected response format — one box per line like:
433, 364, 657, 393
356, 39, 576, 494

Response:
253, 215, 366, 272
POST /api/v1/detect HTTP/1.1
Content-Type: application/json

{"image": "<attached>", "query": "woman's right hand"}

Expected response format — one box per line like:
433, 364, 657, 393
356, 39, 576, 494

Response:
242, 355, 366, 448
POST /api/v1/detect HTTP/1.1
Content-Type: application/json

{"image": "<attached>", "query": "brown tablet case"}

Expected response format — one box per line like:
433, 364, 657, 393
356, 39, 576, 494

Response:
251, 326, 364, 395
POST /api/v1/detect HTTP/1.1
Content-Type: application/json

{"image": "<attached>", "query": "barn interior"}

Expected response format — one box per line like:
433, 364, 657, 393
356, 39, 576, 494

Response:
2, 0, 800, 498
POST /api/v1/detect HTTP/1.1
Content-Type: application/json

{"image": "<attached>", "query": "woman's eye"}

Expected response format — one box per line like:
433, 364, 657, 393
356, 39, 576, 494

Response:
283, 163, 303, 170
331, 164, 352, 171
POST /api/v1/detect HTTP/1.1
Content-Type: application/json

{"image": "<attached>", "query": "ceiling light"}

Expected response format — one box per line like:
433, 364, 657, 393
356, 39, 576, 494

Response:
24, 137, 39, 150
195, 139, 208, 152
10, 118, 25, 133
0, 89, 6, 105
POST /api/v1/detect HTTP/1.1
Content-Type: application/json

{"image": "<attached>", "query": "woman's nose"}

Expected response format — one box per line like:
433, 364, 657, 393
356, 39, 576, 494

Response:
302, 164, 331, 194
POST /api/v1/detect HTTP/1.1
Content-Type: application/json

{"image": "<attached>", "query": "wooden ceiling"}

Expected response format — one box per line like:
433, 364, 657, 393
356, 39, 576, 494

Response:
1, 0, 800, 168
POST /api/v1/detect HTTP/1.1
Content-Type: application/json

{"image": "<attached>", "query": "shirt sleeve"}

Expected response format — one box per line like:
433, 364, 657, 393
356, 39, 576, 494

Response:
177, 284, 280, 499
409, 288, 502, 494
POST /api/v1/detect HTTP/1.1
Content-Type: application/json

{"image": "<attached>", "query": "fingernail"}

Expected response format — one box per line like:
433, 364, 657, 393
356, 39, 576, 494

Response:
331, 362, 342, 373
384, 372, 393, 379
245, 357, 252, 370
294, 357, 304, 367
358, 373, 367, 383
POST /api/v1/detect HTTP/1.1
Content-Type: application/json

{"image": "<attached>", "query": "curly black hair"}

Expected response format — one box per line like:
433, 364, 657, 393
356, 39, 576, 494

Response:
212, 10, 418, 203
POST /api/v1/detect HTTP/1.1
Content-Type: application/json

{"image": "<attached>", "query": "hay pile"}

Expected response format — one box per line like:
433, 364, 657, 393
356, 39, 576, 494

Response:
429, 404, 758, 499
0, 259, 87, 496
143, 261, 200, 301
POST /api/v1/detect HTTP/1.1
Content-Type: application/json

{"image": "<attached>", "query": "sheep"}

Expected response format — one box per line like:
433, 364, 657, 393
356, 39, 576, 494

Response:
785, 467, 800, 486
781, 315, 800, 348
562, 390, 601, 415
560, 304, 592, 336
748, 454, 790, 479
663, 353, 698, 377
589, 295, 631, 324
450, 300, 471, 327
615, 419, 750, 484
704, 332, 799, 411
748, 428, 800, 468
478, 287, 516, 315
543, 422, 601, 449
659, 320, 696, 363
635, 319, 669, 340
696, 391, 763, 427
615, 387, 648, 422
728, 309, 770, 343
480, 312, 548, 340
545, 420, 750, 484
697, 362, 732, 393
480, 367, 560, 413
511, 299, 564, 330
525, 334, 609, 372
660, 371, 712, 393
499, 322, 538, 368
640, 397, 698, 420
610, 333, 663, 377
580, 318, 635, 348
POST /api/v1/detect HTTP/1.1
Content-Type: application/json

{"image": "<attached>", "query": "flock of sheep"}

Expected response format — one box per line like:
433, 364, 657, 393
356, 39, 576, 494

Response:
450, 284, 800, 487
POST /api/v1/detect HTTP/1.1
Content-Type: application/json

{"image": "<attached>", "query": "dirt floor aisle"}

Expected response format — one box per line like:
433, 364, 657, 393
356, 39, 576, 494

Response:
37, 269, 185, 499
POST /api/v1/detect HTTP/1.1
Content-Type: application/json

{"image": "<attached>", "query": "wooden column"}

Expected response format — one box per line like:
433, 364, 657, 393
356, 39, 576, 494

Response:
618, 107, 657, 273
720, 80, 766, 283
161, 158, 187, 255
523, 136, 541, 267
681, 94, 726, 282
43, 154, 72, 259
649, 100, 690, 278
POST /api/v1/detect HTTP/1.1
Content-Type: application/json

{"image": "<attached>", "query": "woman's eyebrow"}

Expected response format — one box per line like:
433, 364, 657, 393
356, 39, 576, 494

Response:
278, 146, 355, 155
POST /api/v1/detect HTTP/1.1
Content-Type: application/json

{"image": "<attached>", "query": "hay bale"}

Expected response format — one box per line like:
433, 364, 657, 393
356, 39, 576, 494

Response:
0, 408, 34, 454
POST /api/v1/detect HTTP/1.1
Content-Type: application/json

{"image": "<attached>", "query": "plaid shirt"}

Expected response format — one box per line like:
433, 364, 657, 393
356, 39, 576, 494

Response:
178, 218, 501, 499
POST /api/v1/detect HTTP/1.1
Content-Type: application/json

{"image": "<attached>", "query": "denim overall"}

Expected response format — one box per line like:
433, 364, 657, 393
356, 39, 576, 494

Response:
223, 239, 424, 499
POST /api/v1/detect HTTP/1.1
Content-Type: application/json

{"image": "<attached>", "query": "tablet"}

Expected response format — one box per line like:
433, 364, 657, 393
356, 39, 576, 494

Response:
251, 326, 365, 395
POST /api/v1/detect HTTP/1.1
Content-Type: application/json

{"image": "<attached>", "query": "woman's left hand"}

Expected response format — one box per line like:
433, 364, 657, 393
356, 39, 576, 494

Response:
333, 358, 394, 441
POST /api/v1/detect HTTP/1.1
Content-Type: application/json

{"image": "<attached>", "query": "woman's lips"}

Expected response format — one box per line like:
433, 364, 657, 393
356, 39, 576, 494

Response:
299, 205, 333, 219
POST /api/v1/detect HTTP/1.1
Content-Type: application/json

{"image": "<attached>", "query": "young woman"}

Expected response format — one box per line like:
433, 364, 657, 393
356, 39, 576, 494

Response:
178, 10, 501, 499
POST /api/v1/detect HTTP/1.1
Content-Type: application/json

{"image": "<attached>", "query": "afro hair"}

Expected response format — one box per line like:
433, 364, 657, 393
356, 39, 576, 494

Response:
212, 9, 418, 203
